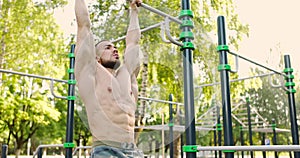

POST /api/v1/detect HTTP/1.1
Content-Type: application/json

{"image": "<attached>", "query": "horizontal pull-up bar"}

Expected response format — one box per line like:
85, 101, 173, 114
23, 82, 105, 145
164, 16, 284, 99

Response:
140, 3, 182, 24
0, 68, 68, 99
112, 22, 163, 43
228, 51, 287, 77
0, 69, 67, 83
195, 72, 276, 88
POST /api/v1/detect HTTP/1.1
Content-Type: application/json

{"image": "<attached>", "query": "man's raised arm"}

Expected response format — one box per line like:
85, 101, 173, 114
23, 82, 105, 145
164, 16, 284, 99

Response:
75, 0, 92, 41
75, 0, 96, 79
124, 0, 142, 76
125, 1, 141, 46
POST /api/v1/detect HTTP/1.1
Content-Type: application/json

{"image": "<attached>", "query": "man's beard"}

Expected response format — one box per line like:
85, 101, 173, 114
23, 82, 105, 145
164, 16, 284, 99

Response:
101, 60, 121, 70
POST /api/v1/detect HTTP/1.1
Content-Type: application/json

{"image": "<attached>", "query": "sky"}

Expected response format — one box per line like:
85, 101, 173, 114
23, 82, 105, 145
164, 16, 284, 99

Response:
54, 0, 300, 77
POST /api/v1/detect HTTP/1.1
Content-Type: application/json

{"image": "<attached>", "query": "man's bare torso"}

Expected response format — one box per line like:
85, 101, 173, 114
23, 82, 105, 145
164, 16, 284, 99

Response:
75, 0, 141, 146
76, 49, 138, 145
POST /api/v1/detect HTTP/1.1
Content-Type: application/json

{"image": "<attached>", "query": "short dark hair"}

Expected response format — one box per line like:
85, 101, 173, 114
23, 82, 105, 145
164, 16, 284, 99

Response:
95, 40, 110, 47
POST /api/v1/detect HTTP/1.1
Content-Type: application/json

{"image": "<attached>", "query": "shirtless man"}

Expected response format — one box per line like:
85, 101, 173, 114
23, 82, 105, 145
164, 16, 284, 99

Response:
74, 0, 143, 157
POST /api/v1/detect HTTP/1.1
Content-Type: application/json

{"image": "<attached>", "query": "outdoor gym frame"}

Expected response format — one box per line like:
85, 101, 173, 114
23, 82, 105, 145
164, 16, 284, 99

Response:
1, 1, 299, 158
181, 16, 299, 158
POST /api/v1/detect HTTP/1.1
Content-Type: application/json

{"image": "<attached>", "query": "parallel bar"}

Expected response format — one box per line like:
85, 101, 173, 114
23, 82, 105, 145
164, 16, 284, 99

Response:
72, 146, 92, 156
0, 69, 67, 83
196, 145, 300, 152
140, 3, 182, 24
138, 96, 183, 105
33, 144, 64, 158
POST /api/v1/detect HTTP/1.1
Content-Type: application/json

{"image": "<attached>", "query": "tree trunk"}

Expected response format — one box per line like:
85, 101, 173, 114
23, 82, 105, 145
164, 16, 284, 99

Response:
173, 108, 183, 158
134, 52, 148, 143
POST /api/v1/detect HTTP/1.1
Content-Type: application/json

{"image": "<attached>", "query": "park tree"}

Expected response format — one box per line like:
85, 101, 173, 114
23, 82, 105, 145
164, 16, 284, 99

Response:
0, 0, 68, 156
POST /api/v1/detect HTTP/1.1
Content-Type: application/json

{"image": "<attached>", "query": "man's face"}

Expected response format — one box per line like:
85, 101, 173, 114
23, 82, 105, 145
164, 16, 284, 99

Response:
97, 41, 120, 69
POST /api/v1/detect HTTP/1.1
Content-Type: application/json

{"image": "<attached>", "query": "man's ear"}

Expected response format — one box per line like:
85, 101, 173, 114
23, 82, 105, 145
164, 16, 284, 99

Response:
95, 56, 101, 63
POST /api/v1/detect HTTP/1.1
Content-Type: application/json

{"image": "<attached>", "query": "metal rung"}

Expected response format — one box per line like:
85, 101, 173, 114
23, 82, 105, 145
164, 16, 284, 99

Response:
233, 113, 248, 116
237, 108, 248, 111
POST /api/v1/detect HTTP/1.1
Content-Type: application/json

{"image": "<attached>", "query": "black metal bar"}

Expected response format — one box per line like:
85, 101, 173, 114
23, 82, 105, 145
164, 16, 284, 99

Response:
214, 126, 217, 158
0, 69, 67, 83
65, 44, 76, 158
227, 51, 286, 77
1, 144, 8, 158
181, 0, 196, 158
217, 16, 234, 158
178, 108, 184, 158
246, 98, 254, 158
169, 94, 174, 158
261, 133, 266, 158
240, 126, 244, 158
37, 147, 43, 158
284, 55, 300, 158
217, 106, 222, 158
140, 3, 182, 24
272, 118, 278, 158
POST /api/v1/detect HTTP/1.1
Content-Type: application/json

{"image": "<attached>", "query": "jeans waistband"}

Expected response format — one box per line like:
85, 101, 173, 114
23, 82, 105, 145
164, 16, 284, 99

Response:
93, 140, 135, 149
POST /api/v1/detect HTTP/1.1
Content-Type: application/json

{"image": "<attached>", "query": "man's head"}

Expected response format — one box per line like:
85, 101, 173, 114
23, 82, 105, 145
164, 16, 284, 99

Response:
95, 40, 121, 70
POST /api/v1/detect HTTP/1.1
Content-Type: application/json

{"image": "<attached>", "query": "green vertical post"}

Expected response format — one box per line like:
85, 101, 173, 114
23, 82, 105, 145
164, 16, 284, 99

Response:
180, 0, 196, 158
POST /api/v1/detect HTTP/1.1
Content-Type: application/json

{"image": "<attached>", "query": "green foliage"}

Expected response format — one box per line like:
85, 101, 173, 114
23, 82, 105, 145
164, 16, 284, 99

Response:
0, 0, 251, 155
0, 0, 68, 155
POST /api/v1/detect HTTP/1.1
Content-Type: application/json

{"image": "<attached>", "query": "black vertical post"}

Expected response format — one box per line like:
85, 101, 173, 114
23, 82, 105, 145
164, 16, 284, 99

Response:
1, 144, 8, 158
217, 16, 234, 158
284, 55, 300, 158
239, 126, 244, 158
288, 140, 293, 158
272, 118, 278, 158
65, 44, 76, 158
169, 94, 174, 158
37, 147, 43, 158
246, 98, 254, 158
180, 0, 196, 157
216, 106, 222, 158
261, 133, 266, 158
214, 126, 217, 158
178, 107, 184, 158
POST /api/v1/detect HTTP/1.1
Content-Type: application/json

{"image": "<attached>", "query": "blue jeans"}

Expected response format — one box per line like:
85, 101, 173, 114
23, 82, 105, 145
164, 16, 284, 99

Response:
91, 145, 144, 158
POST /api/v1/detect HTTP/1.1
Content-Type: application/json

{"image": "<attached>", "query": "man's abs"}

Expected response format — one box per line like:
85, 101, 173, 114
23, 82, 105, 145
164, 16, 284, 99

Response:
87, 102, 135, 143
